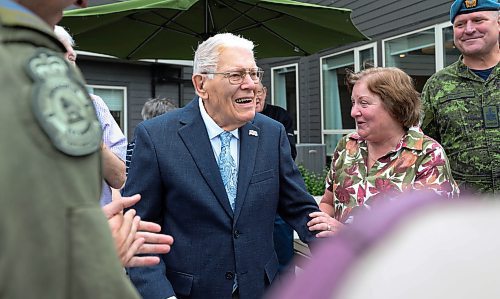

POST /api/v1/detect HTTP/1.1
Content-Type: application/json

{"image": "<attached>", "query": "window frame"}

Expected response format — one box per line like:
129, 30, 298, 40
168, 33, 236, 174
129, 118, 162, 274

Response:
87, 84, 128, 137
319, 42, 377, 150
382, 22, 452, 72
270, 63, 300, 143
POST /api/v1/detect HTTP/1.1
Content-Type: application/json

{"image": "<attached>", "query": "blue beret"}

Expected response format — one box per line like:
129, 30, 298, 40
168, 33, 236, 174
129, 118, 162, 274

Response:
450, 0, 500, 23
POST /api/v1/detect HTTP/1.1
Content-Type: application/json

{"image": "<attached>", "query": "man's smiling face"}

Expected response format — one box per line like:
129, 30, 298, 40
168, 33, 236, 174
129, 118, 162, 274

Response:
201, 46, 257, 131
453, 10, 500, 58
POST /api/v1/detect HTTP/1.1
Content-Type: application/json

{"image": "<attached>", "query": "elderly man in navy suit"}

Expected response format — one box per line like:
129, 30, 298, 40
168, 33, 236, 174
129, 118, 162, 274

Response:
124, 33, 335, 299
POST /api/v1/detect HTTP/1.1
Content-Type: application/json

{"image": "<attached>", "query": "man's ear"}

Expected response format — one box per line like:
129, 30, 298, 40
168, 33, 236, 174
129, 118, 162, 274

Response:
192, 74, 208, 99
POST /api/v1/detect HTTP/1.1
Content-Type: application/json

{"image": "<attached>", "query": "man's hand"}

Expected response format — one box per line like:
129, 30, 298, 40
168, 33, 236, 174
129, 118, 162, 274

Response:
102, 194, 174, 267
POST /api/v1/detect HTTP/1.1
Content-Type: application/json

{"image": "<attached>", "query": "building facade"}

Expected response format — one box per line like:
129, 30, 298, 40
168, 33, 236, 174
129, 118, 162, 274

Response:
77, 0, 459, 151
258, 0, 459, 155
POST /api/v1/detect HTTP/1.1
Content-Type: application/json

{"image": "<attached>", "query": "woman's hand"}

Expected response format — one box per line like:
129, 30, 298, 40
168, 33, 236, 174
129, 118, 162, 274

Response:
307, 211, 344, 238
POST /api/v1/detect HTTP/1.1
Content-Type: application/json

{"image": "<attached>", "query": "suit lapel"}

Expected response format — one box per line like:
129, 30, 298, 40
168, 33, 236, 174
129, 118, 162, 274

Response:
234, 122, 260, 222
178, 100, 234, 218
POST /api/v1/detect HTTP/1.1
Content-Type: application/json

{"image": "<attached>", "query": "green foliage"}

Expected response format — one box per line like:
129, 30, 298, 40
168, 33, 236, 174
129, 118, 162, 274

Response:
297, 164, 328, 196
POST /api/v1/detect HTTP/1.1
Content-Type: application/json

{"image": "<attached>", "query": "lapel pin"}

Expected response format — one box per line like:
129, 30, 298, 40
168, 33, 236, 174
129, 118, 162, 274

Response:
249, 130, 258, 137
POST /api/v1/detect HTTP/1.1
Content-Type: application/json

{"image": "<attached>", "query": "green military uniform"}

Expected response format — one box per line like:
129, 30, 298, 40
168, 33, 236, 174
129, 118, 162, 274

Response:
421, 56, 499, 194
0, 4, 140, 298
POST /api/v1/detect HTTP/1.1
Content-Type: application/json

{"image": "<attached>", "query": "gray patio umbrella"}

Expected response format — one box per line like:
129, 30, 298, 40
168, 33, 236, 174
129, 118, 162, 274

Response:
60, 0, 367, 60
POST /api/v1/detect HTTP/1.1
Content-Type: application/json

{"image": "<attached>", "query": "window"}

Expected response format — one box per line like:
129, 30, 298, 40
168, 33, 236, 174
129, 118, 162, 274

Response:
383, 23, 463, 90
87, 85, 128, 136
383, 28, 437, 92
320, 44, 376, 155
271, 64, 299, 142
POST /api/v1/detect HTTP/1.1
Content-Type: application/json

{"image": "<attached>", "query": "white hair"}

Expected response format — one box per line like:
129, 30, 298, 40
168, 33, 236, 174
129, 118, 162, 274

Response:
193, 33, 254, 77
54, 25, 75, 46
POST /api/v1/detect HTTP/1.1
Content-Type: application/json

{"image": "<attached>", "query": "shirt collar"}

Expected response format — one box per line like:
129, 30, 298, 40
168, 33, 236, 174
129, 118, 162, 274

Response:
398, 126, 424, 151
198, 98, 239, 140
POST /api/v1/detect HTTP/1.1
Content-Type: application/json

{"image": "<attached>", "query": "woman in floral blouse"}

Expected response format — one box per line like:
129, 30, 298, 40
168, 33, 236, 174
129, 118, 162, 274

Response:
317, 67, 459, 234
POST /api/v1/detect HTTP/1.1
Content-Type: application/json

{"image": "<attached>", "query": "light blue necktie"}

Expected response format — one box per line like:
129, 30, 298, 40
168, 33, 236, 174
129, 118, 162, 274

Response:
219, 132, 239, 292
218, 131, 237, 211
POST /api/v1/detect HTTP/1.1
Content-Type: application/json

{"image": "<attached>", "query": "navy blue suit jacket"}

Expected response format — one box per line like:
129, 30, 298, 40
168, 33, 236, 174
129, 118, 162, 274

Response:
124, 99, 320, 299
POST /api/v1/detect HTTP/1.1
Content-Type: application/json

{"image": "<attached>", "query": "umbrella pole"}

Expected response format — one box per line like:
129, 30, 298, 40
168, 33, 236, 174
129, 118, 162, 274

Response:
203, 0, 217, 39
204, 0, 208, 37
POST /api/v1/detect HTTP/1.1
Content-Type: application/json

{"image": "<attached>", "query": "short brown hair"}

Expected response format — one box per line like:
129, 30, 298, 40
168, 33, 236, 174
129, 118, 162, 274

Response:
347, 67, 421, 129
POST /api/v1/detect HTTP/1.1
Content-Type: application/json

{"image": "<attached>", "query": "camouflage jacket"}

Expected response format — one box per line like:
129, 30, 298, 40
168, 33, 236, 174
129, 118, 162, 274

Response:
421, 57, 499, 194
0, 2, 140, 298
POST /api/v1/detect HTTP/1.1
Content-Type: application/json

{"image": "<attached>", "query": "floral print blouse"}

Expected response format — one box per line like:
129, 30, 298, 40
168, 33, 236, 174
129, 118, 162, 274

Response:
321, 126, 459, 224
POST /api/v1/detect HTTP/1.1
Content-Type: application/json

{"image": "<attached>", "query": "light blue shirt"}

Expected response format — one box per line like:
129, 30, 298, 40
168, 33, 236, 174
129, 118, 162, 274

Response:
198, 98, 239, 169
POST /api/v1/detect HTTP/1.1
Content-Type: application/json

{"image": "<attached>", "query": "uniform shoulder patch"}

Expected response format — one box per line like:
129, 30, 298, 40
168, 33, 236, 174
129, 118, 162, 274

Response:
25, 49, 102, 156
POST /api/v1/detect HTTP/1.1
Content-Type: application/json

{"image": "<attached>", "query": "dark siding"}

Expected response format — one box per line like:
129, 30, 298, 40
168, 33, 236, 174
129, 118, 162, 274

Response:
326, 0, 450, 38
78, 59, 149, 139
76, 0, 453, 145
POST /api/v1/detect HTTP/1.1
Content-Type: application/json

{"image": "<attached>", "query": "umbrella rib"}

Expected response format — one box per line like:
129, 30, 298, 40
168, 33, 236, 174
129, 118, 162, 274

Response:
210, 1, 282, 35
213, 0, 256, 32
149, 10, 206, 38
205, 0, 216, 37
218, 1, 309, 55
126, 12, 181, 59
253, 25, 309, 55
229, 15, 281, 31
125, 11, 200, 58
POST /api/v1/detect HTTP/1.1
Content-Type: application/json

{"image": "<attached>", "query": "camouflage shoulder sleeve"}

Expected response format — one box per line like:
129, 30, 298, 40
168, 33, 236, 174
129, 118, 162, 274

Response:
421, 74, 441, 143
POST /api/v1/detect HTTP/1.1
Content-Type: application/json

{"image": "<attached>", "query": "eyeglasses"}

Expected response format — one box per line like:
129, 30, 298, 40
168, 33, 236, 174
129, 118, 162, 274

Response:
202, 68, 264, 85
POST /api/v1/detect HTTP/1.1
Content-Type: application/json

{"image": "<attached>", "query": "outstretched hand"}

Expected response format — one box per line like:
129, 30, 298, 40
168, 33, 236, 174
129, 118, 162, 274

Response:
102, 194, 174, 267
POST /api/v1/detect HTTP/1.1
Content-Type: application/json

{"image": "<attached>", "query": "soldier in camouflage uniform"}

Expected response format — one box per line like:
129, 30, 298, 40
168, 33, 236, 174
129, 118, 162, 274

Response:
0, 0, 172, 297
421, 0, 499, 194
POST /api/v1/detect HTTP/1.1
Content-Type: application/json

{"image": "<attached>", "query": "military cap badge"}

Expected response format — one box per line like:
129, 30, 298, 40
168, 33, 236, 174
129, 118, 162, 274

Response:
465, 0, 477, 8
